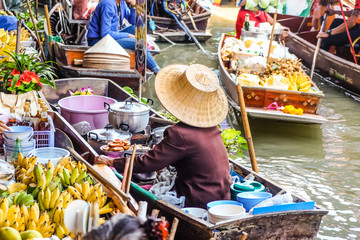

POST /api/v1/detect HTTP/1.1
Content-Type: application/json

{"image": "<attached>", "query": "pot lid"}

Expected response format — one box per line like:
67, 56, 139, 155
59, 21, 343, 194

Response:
88, 125, 132, 141
110, 101, 150, 113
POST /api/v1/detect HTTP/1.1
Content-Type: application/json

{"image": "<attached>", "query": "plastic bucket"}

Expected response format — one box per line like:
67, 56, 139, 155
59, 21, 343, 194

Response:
230, 180, 265, 200
28, 147, 70, 165
58, 95, 117, 130
236, 192, 272, 212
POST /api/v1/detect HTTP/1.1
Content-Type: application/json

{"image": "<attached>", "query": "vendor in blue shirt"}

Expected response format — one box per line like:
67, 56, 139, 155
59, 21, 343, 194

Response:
87, 0, 161, 74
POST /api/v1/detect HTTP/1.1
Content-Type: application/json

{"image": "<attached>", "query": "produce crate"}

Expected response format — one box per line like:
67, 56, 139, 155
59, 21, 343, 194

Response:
33, 116, 55, 148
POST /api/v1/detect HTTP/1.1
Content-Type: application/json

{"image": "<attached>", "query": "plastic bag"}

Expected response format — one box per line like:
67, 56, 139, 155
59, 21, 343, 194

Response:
249, 193, 294, 214
0, 159, 15, 185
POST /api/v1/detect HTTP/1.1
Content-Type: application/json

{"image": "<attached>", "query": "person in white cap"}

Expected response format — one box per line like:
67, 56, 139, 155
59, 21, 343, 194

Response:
96, 64, 232, 209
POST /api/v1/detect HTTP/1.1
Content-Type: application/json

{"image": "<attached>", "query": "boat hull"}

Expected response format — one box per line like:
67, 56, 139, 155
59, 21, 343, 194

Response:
218, 34, 327, 124
279, 19, 360, 97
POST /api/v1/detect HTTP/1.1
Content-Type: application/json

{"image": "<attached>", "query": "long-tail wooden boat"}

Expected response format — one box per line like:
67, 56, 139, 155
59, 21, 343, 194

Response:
51, 110, 328, 239
218, 34, 328, 124
147, 0, 212, 42
42, 84, 328, 239
51, 42, 159, 89
44, 3, 160, 90
277, 16, 360, 97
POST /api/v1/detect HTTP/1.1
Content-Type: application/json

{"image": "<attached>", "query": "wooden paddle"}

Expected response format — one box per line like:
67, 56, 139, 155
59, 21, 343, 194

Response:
266, 13, 277, 63
124, 144, 137, 194
236, 85, 258, 173
310, 4, 330, 80
15, 20, 21, 54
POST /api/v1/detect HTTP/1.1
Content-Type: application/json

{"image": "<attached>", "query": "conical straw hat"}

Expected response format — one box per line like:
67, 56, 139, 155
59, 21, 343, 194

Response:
85, 34, 130, 58
155, 64, 228, 128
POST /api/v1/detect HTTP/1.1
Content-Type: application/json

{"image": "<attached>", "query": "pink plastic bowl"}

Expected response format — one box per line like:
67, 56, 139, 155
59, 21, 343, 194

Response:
58, 95, 116, 130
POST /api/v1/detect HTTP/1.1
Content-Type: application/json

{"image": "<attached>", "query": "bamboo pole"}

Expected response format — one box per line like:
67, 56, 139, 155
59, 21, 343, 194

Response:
310, 5, 330, 79
15, 20, 21, 54
25, 0, 46, 61
125, 144, 137, 194
266, 13, 277, 63
167, 218, 179, 240
35, 0, 38, 19
236, 85, 258, 173
44, 5, 55, 59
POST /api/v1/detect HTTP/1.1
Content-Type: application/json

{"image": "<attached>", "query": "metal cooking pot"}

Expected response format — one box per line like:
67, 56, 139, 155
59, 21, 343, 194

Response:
87, 125, 132, 153
104, 99, 153, 133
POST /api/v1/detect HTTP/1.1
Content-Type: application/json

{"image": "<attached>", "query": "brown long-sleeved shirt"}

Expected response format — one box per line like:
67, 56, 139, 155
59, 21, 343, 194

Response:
113, 122, 232, 209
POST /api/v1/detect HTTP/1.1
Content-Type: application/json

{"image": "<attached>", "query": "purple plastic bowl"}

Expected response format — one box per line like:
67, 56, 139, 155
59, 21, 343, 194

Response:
58, 95, 117, 130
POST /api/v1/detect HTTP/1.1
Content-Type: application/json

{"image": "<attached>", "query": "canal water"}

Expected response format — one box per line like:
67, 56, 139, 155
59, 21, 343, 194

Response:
143, 4, 360, 240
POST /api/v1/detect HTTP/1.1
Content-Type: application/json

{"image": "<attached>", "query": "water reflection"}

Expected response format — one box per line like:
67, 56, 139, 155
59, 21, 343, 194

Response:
144, 5, 360, 239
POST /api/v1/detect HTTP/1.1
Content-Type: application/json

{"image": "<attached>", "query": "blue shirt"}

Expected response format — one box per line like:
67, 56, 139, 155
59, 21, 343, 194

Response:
87, 0, 136, 39
0, 16, 19, 31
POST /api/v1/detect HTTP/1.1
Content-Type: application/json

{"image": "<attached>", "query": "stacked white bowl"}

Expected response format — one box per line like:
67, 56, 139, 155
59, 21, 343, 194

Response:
3, 126, 35, 162
208, 204, 246, 224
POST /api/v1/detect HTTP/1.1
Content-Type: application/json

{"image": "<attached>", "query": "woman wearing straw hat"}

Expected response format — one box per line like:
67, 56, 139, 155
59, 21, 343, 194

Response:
95, 64, 232, 208
87, 0, 161, 74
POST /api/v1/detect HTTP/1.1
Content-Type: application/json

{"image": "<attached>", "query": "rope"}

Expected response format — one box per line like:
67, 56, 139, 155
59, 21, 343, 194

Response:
338, 0, 358, 64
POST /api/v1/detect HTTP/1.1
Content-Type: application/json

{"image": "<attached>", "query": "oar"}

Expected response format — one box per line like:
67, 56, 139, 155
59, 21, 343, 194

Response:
310, 4, 330, 80
236, 84, 258, 173
15, 20, 21, 54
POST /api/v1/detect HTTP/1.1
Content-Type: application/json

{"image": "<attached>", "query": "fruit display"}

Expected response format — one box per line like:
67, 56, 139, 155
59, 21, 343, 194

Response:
245, 0, 284, 14
0, 152, 119, 239
0, 28, 30, 63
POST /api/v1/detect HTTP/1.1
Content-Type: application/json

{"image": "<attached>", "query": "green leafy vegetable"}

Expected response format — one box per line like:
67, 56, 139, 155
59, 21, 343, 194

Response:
221, 128, 247, 158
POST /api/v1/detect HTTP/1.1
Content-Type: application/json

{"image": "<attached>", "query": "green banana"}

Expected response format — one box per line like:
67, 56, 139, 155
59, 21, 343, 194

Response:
12, 192, 21, 204
58, 172, 67, 187
16, 191, 27, 205
75, 171, 87, 184
19, 194, 33, 205
63, 169, 71, 186
34, 165, 44, 185
70, 167, 79, 185
23, 199, 34, 207
32, 187, 41, 198
38, 189, 45, 211
45, 168, 53, 187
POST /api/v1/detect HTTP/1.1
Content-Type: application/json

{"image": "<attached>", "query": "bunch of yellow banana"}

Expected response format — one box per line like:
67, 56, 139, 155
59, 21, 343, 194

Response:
0, 198, 54, 237
5, 182, 28, 194
15, 153, 38, 184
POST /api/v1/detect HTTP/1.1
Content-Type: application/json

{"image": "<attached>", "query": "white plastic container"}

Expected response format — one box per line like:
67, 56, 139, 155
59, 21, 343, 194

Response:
28, 147, 70, 165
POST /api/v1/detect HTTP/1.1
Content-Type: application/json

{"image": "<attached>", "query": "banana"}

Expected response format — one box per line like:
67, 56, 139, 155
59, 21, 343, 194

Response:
17, 151, 24, 166
10, 221, 19, 230
99, 194, 107, 208
18, 222, 25, 232
25, 165, 35, 177
98, 217, 106, 225
96, 185, 103, 197
87, 193, 99, 203
63, 169, 71, 186
30, 203, 40, 223
20, 193, 32, 205
27, 219, 36, 230
74, 183, 82, 194
37, 211, 50, 225
52, 207, 62, 224
12, 192, 21, 204
0, 209, 3, 223
99, 207, 114, 215
47, 160, 54, 171
30, 156, 37, 165
77, 161, 82, 173
75, 170, 87, 184
53, 196, 63, 210
36, 220, 48, 235
32, 187, 41, 198
45, 168, 53, 186
34, 164, 43, 185
16, 191, 27, 205
60, 221, 70, 235
70, 167, 79, 185
43, 223, 55, 238
44, 187, 51, 210
81, 181, 90, 200
20, 204, 29, 225
63, 199, 71, 209
37, 172, 46, 189
0, 198, 8, 216
7, 182, 27, 193
67, 186, 82, 199
56, 225, 66, 239
50, 186, 60, 209
38, 188, 45, 211
7, 204, 19, 224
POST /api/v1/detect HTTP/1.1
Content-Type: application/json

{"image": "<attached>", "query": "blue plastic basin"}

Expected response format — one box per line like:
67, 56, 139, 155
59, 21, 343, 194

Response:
207, 200, 243, 210
237, 192, 272, 212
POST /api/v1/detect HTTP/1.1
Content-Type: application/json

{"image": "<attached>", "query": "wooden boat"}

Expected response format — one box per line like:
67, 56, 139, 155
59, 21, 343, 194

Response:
51, 110, 328, 239
218, 34, 328, 124
277, 16, 360, 97
147, 0, 212, 42
51, 42, 159, 89
44, 3, 160, 90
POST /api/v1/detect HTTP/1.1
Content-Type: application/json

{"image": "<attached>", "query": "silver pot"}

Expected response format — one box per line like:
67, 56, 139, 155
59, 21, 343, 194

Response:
104, 100, 153, 133
87, 125, 132, 153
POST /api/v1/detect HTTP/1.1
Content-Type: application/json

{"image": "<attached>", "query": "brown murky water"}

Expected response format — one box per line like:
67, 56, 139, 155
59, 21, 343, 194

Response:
143, 4, 360, 239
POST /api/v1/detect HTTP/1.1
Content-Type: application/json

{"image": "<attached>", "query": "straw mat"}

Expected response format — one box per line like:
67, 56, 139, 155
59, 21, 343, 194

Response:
155, 64, 228, 128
